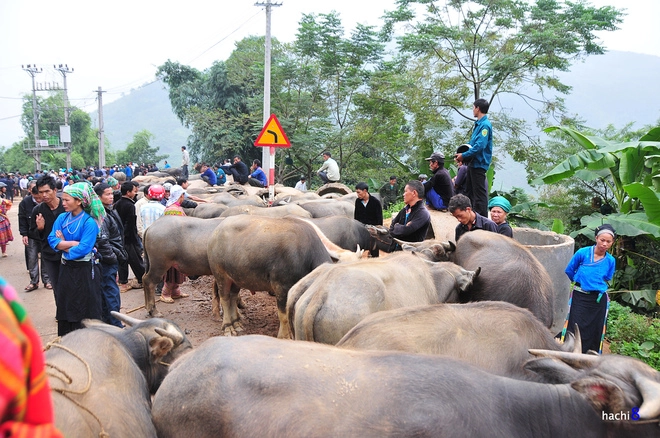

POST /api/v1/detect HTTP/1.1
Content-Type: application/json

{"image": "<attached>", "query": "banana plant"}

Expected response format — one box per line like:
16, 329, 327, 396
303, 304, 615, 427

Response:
539, 126, 660, 238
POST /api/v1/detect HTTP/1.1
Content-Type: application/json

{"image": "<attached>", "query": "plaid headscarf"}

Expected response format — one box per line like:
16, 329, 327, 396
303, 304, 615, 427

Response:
63, 182, 106, 227
0, 277, 63, 437
106, 177, 119, 188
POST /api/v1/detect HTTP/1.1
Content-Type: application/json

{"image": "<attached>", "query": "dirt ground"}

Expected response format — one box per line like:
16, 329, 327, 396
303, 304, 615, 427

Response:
0, 199, 278, 347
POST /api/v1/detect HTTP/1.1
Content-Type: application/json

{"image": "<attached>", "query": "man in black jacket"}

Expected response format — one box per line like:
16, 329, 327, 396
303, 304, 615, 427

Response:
29, 176, 65, 298
95, 183, 127, 327
114, 181, 145, 293
423, 152, 454, 211
389, 180, 431, 250
19, 182, 49, 291
222, 155, 250, 184
354, 182, 383, 258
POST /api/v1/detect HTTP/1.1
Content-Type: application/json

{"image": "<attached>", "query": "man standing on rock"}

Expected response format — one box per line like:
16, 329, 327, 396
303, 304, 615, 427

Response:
455, 98, 493, 217
181, 146, 190, 178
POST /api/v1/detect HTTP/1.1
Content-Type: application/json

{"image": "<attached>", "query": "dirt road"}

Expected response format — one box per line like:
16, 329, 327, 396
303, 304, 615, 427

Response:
0, 197, 278, 347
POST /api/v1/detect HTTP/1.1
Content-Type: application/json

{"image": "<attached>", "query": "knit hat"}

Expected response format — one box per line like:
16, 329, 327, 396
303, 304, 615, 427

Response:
488, 196, 512, 213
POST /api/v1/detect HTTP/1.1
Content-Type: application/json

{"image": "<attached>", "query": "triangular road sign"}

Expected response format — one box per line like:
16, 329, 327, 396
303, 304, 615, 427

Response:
254, 114, 291, 148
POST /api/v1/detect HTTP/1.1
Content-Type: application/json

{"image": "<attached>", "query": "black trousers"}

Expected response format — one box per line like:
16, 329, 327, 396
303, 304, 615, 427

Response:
118, 242, 145, 284
466, 166, 488, 217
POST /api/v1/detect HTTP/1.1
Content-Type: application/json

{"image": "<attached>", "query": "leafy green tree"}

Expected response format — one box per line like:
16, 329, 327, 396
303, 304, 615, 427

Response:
383, 0, 624, 172
0, 143, 35, 174
116, 130, 168, 165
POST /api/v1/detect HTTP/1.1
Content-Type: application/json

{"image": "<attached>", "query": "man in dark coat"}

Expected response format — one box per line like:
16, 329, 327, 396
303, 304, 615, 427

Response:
19, 181, 49, 291
389, 180, 431, 250
423, 152, 454, 211
354, 182, 383, 258
448, 194, 497, 242
114, 181, 145, 292
222, 155, 250, 184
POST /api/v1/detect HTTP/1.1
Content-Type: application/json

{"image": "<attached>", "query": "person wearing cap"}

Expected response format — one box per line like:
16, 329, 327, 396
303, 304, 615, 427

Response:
295, 176, 307, 192
161, 185, 189, 303
418, 174, 428, 183
115, 181, 146, 293
455, 98, 493, 217
487, 196, 513, 238
388, 180, 431, 250
423, 152, 454, 211
563, 224, 617, 354
317, 151, 340, 184
448, 193, 497, 242
379, 176, 399, 210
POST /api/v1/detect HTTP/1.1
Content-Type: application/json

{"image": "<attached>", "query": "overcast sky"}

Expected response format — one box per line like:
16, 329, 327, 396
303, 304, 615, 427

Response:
1, 0, 658, 148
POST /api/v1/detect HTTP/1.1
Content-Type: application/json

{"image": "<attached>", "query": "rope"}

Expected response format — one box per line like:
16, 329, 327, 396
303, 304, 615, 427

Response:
44, 338, 110, 438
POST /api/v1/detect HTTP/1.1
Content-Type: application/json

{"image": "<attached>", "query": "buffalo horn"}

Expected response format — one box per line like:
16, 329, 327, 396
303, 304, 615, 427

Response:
572, 325, 582, 354
112, 311, 144, 327
634, 373, 660, 419
155, 326, 184, 346
441, 241, 456, 252
528, 349, 600, 369
393, 238, 419, 247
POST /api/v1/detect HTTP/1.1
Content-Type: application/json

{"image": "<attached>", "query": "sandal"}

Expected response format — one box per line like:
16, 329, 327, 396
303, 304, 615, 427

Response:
172, 292, 189, 299
160, 296, 175, 304
24, 284, 39, 292
44, 283, 53, 290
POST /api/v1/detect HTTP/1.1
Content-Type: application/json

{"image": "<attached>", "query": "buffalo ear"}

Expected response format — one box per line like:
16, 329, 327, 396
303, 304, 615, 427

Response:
150, 337, 175, 361
524, 357, 580, 384
571, 377, 627, 413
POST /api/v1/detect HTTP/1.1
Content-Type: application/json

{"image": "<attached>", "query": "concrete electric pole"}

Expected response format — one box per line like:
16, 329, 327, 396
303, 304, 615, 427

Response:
54, 64, 74, 170
22, 64, 43, 171
95, 87, 106, 168
255, 0, 281, 202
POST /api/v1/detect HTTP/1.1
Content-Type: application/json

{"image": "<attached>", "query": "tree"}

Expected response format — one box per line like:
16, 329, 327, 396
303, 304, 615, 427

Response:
116, 130, 168, 165
383, 0, 623, 171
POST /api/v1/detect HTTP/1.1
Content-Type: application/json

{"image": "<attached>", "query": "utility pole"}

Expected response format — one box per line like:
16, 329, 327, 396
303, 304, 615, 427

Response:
55, 64, 74, 170
255, 0, 281, 203
95, 87, 106, 168
22, 64, 43, 171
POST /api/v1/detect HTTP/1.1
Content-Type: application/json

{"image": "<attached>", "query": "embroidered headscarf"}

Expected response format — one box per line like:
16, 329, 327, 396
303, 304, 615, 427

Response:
106, 177, 119, 188
63, 182, 106, 227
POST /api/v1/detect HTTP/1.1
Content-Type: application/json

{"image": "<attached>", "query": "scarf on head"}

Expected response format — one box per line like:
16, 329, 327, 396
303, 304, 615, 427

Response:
64, 182, 106, 228
106, 177, 119, 188
487, 196, 512, 213
166, 185, 185, 208
0, 277, 63, 437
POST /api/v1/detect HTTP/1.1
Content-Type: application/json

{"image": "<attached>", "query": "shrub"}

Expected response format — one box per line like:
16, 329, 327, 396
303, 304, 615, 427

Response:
606, 301, 660, 370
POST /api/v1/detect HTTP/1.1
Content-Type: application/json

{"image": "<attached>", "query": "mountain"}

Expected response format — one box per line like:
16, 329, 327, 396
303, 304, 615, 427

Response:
91, 81, 190, 166
93, 51, 660, 191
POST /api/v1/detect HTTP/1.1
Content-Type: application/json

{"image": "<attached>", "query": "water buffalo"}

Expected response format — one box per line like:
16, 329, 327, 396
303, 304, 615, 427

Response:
186, 202, 228, 218
305, 216, 371, 252
142, 215, 224, 317
402, 230, 554, 327
152, 335, 660, 438
286, 253, 479, 344
207, 215, 361, 338
336, 301, 578, 380
220, 203, 311, 218
295, 199, 355, 218
47, 313, 192, 438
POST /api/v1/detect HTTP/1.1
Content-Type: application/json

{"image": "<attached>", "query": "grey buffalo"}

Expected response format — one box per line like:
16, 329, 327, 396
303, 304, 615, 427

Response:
295, 199, 355, 218
402, 230, 554, 327
336, 301, 577, 380
306, 216, 372, 252
207, 215, 361, 338
142, 215, 224, 317
152, 335, 660, 438
47, 312, 192, 438
220, 203, 311, 218
287, 253, 478, 344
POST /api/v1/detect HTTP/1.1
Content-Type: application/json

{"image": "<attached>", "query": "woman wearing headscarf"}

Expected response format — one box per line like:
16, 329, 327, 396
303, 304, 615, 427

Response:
487, 196, 513, 238
562, 224, 616, 354
48, 182, 106, 336
160, 185, 189, 303
0, 182, 13, 257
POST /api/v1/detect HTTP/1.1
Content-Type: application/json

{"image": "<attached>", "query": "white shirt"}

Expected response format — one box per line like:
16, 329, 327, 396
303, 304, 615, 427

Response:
182, 149, 190, 166
318, 157, 340, 181
294, 180, 307, 192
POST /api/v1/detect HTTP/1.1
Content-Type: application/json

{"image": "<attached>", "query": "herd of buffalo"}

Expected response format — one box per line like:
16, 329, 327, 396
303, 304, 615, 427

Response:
45, 176, 660, 437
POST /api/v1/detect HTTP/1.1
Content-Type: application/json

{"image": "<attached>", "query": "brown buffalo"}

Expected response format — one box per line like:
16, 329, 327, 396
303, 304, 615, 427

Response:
286, 253, 479, 344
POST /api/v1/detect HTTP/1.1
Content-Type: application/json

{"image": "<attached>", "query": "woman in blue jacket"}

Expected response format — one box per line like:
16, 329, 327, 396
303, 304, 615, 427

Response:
49, 182, 106, 336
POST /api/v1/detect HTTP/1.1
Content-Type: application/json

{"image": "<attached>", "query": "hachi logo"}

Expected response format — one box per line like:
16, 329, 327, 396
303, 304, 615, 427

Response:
602, 407, 640, 421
